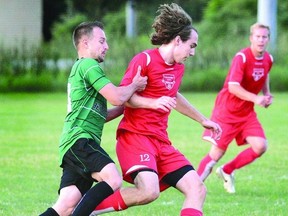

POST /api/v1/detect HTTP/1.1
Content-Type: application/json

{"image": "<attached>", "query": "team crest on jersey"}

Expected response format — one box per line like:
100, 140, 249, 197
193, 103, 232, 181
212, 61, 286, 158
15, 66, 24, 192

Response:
162, 74, 175, 90
252, 68, 264, 81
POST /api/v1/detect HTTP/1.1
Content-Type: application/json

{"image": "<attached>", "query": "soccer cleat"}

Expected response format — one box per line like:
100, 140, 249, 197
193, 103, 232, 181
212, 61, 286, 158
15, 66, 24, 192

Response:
216, 166, 235, 193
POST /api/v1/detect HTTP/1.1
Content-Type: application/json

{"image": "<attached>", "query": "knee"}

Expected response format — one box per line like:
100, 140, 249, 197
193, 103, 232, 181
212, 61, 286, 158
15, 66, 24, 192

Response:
196, 181, 207, 200
136, 187, 160, 205
259, 144, 268, 155
107, 174, 122, 191
254, 140, 268, 156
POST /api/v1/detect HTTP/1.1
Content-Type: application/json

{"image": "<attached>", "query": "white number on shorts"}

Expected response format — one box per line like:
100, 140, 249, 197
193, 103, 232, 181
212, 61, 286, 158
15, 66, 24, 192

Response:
140, 154, 150, 162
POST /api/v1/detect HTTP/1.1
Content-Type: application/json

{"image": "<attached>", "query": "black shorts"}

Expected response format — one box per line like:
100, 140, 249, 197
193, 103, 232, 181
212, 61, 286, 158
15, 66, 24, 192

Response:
59, 138, 114, 196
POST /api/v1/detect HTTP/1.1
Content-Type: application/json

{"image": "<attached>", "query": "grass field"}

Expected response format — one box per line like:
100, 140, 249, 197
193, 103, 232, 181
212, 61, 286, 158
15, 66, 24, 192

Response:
0, 92, 287, 216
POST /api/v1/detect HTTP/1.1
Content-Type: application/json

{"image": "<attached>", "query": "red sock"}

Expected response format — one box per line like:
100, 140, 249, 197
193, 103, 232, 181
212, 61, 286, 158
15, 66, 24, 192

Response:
197, 154, 216, 181
180, 208, 203, 216
93, 190, 127, 214
223, 148, 260, 174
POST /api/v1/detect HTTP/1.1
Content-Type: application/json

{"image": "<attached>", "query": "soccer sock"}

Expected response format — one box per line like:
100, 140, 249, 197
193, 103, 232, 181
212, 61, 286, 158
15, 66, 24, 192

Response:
223, 147, 260, 174
197, 154, 217, 181
39, 207, 59, 216
180, 208, 203, 216
91, 189, 128, 215
71, 181, 114, 216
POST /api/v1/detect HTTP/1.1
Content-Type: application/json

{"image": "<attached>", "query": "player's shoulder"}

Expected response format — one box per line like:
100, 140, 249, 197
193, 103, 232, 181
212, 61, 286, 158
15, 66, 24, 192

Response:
263, 51, 273, 63
234, 48, 249, 63
132, 48, 157, 66
78, 58, 98, 66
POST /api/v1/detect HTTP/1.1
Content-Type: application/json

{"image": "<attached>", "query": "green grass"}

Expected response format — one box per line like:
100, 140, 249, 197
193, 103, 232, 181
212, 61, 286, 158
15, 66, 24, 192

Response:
0, 92, 287, 216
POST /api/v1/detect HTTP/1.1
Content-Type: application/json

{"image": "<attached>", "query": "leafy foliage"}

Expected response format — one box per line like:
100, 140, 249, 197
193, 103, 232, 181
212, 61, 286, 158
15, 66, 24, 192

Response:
49, 13, 88, 59
1, 0, 287, 92
201, 0, 257, 39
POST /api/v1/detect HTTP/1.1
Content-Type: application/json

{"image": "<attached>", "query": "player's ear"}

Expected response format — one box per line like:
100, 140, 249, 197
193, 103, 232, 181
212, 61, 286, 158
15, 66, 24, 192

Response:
81, 38, 89, 48
175, 35, 181, 46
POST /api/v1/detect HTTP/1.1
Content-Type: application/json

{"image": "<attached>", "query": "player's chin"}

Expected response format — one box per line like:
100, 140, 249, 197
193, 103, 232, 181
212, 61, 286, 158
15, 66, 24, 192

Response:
178, 59, 185, 64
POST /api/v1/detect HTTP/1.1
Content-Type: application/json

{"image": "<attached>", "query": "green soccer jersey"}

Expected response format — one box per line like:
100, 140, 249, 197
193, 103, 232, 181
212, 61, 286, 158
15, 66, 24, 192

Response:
59, 58, 111, 165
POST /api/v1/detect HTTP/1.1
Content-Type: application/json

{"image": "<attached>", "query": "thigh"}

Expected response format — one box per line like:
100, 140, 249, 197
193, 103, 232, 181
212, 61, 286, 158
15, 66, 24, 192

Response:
157, 143, 192, 182
237, 117, 266, 145
116, 131, 158, 184
65, 138, 115, 178
59, 164, 93, 196
160, 165, 193, 192
175, 170, 205, 197
134, 170, 160, 192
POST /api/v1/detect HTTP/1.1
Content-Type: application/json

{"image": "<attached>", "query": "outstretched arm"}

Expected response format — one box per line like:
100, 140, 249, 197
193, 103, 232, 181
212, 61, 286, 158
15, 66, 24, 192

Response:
175, 92, 222, 140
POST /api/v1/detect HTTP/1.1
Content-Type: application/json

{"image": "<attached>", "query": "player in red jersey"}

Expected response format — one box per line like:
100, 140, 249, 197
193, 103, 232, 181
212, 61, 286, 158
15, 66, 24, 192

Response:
90, 3, 221, 216
197, 23, 273, 193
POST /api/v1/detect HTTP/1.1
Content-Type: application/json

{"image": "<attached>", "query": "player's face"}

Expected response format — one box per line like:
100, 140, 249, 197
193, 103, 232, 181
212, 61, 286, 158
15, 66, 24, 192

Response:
174, 29, 198, 64
87, 27, 109, 62
250, 27, 270, 57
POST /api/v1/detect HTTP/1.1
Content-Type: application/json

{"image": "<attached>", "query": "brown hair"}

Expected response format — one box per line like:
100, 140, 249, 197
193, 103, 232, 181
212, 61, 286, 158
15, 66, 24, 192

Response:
150, 3, 195, 45
72, 21, 104, 48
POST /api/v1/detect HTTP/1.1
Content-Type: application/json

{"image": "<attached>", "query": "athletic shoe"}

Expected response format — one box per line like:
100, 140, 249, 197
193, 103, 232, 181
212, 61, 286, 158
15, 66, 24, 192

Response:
216, 166, 235, 193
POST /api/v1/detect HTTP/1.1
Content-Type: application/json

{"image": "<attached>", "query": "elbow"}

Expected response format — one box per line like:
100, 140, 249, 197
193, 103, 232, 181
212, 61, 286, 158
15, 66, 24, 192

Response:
228, 84, 237, 95
110, 100, 125, 106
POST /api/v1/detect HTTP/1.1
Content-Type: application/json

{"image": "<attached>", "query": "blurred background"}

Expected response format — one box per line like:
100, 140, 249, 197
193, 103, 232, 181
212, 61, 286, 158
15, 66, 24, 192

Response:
0, 0, 287, 93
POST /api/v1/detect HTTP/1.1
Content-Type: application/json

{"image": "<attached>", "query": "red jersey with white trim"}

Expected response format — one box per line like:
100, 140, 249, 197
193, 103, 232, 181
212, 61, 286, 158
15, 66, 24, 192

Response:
117, 48, 185, 143
212, 47, 273, 122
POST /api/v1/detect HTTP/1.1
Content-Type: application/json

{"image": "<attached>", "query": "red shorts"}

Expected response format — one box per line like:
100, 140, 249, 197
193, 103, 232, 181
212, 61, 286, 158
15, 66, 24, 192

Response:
116, 130, 192, 190
203, 114, 265, 151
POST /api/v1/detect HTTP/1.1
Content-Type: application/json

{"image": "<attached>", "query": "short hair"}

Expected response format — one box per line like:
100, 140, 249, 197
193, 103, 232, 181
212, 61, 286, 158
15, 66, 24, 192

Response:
150, 3, 195, 45
72, 21, 104, 48
250, 23, 270, 37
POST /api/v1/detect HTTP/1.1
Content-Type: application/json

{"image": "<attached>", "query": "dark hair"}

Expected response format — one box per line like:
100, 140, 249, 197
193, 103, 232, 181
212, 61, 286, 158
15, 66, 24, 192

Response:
150, 3, 194, 45
72, 21, 104, 48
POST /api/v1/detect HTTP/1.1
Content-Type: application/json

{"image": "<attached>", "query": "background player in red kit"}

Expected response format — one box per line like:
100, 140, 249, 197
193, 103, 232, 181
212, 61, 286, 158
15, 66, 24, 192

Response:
197, 23, 273, 193
90, 3, 221, 216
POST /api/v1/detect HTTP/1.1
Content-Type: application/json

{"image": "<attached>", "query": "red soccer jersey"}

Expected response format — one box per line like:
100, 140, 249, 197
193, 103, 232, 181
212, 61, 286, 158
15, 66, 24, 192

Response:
213, 47, 273, 122
117, 48, 185, 143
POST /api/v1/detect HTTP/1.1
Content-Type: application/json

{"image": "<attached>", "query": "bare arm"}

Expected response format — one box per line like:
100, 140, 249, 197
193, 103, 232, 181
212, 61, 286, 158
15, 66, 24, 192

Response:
262, 74, 271, 95
174, 92, 207, 124
261, 74, 273, 107
99, 67, 147, 106
125, 93, 176, 112
228, 82, 272, 108
106, 106, 124, 123
175, 92, 222, 140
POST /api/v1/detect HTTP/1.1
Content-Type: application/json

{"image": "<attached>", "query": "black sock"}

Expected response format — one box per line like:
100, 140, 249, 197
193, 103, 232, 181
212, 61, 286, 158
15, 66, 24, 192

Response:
39, 207, 59, 216
72, 181, 114, 216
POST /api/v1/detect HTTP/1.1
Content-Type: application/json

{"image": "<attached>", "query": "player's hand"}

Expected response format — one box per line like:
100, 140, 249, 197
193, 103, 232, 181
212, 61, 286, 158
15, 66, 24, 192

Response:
132, 66, 148, 92
264, 94, 273, 108
202, 120, 222, 140
152, 96, 176, 112
254, 95, 273, 108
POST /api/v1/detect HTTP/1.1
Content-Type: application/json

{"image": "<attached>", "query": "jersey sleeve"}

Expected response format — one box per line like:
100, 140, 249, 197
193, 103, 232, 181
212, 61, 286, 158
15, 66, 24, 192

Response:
120, 52, 148, 87
228, 52, 246, 84
82, 59, 111, 91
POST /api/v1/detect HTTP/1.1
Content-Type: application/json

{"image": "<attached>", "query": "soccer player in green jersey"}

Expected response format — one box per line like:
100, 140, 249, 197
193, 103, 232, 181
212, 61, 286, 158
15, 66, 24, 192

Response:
40, 21, 147, 216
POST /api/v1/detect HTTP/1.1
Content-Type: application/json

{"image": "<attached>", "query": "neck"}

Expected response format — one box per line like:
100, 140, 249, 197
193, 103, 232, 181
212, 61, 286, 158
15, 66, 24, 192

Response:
250, 46, 264, 58
158, 45, 174, 64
